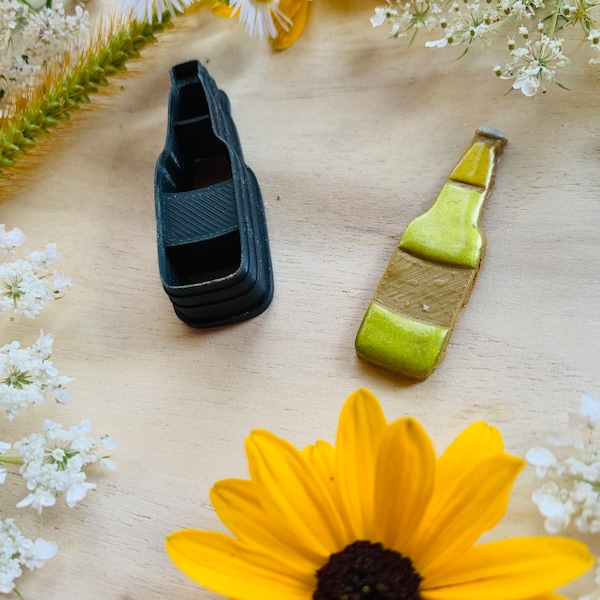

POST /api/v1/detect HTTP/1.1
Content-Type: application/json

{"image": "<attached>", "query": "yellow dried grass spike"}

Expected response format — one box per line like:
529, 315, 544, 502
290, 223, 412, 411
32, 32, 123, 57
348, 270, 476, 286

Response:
0, 6, 201, 184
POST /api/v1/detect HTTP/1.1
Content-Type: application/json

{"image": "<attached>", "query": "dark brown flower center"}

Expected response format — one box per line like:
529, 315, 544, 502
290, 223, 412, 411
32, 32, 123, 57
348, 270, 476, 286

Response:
313, 541, 422, 600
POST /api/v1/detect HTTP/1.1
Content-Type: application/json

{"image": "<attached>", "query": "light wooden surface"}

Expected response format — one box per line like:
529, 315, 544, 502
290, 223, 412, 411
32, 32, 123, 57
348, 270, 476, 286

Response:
2, 1, 600, 597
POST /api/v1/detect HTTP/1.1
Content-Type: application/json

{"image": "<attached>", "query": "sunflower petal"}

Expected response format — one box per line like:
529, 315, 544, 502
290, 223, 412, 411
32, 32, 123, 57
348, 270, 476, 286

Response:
211, 478, 324, 570
303, 440, 355, 543
422, 537, 593, 600
410, 454, 525, 574
246, 429, 347, 556
270, 0, 310, 50
166, 530, 312, 600
437, 421, 505, 485
414, 422, 508, 547
374, 417, 436, 551
335, 388, 388, 539
302, 440, 336, 491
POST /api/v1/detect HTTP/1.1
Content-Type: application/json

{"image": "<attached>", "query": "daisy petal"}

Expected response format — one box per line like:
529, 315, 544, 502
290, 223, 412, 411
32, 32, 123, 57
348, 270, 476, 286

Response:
211, 478, 323, 570
411, 454, 525, 575
422, 537, 593, 600
166, 530, 312, 600
335, 388, 388, 539
229, 0, 285, 38
271, 0, 310, 49
246, 430, 347, 556
374, 417, 436, 551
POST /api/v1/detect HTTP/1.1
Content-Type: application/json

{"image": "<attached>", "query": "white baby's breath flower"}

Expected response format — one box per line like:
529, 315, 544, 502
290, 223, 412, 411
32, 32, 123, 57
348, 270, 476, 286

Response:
14, 419, 116, 513
526, 446, 557, 477
546, 428, 580, 446
569, 394, 600, 430
372, 0, 588, 95
0, 518, 56, 594
425, 36, 449, 47
512, 72, 540, 96
531, 482, 575, 533
51, 270, 73, 296
0, 442, 10, 485
0, 227, 72, 319
498, 34, 569, 95
588, 28, 600, 44
528, 393, 600, 542
0, 331, 73, 420
18, 537, 57, 570
101, 435, 118, 452
0, 226, 25, 255
65, 481, 97, 507
16, 488, 57, 512
25, 243, 60, 267
0, 3, 89, 116
371, 6, 398, 27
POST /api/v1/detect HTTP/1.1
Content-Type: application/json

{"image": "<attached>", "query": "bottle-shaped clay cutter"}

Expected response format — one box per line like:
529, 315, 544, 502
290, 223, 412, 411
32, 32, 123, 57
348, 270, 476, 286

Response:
154, 60, 274, 328
355, 127, 507, 379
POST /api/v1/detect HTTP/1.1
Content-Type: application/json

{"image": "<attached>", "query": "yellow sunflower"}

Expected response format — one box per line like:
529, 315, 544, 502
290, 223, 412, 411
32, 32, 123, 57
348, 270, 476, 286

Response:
211, 0, 310, 49
166, 388, 593, 600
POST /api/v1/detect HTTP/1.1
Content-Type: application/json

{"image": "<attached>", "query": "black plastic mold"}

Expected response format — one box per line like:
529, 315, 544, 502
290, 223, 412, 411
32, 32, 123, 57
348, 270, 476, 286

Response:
154, 60, 274, 328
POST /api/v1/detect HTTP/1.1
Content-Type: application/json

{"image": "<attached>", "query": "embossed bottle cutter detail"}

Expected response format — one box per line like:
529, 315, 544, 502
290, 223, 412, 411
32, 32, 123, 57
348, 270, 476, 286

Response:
355, 127, 507, 379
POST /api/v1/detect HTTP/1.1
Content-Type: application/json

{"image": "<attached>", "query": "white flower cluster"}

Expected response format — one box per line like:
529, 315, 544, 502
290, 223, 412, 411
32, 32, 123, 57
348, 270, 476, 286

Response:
0, 224, 115, 593
526, 394, 600, 600
494, 33, 570, 96
0, 330, 73, 421
0, 519, 57, 595
0, 1, 89, 114
0, 442, 10, 487
527, 394, 600, 534
13, 419, 117, 513
0, 225, 72, 319
371, 0, 599, 95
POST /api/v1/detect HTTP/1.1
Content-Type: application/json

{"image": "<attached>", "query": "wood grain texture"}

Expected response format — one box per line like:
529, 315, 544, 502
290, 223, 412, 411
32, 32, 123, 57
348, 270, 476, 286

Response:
1, 1, 600, 597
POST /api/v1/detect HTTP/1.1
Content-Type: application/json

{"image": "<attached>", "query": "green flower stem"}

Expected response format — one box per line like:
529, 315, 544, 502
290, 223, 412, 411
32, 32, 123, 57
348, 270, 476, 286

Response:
568, 473, 600, 491
0, 456, 24, 465
0, 13, 174, 176
548, 0, 563, 39
16, 0, 36, 9
488, 13, 518, 34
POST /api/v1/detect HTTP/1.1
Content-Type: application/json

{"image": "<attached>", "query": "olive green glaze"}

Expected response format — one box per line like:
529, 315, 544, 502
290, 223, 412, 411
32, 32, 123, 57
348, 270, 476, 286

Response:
355, 303, 450, 380
399, 184, 485, 269
449, 141, 495, 188
354, 127, 507, 380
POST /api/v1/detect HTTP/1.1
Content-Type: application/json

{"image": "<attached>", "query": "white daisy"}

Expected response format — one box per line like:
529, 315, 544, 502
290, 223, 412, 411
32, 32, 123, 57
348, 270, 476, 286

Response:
121, 0, 193, 24
229, 0, 292, 39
